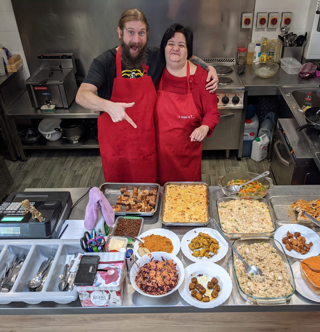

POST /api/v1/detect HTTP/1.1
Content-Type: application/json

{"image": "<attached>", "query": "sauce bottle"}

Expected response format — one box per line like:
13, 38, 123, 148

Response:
247, 42, 255, 65
260, 41, 268, 63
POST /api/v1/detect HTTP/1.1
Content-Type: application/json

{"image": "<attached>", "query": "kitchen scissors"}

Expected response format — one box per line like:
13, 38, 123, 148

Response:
87, 236, 105, 252
80, 231, 93, 252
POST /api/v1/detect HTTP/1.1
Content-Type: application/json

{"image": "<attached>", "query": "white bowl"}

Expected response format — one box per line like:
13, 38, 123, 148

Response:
181, 228, 228, 263
134, 228, 180, 259
130, 252, 185, 298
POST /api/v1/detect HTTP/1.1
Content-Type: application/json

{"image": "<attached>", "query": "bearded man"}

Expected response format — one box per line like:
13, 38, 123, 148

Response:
76, 8, 218, 183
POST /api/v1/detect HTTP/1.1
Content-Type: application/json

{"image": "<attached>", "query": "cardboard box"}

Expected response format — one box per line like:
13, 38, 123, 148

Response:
75, 252, 126, 307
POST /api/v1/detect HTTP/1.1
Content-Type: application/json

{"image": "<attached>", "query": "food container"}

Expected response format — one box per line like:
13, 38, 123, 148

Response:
218, 171, 274, 199
130, 252, 185, 298
99, 183, 160, 217
215, 197, 277, 239
232, 237, 295, 305
280, 57, 302, 75
159, 182, 210, 226
112, 216, 144, 238
75, 252, 126, 307
252, 62, 279, 78
38, 118, 62, 141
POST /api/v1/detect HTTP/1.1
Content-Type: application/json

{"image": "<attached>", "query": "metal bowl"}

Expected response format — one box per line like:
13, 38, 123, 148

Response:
252, 62, 279, 78
217, 171, 274, 199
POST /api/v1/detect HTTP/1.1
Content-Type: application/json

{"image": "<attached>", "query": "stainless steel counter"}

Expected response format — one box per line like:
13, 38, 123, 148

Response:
1, 185, 320, 315
240, 65, 320, 96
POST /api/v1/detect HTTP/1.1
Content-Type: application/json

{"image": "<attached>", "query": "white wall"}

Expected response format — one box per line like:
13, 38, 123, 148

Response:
304, 0, 320, 59
0, 0, 29, 78
252, 0, 311, 41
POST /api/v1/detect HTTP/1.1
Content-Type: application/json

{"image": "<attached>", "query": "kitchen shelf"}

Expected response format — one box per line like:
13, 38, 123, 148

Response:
6, 92, 99, 160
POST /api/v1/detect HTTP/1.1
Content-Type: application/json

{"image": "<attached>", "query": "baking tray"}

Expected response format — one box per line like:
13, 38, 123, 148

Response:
268, 195, 319, 227
99, 183, 160, 217
112, 216, 144, 237
215, 197, 277, 239
160, 182, 210, 226
0, 239, 81, 304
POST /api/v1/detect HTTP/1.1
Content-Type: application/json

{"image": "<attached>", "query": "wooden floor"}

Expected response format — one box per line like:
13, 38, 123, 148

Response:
4, 149, 270, 192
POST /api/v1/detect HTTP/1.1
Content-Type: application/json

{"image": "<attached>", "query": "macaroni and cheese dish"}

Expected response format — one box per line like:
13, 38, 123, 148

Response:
163, 184, 208, 224
234, 242, 293, 298
218, 199, 274, 234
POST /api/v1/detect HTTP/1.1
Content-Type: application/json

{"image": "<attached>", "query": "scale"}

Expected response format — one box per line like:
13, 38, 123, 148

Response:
0, 192, 72, 239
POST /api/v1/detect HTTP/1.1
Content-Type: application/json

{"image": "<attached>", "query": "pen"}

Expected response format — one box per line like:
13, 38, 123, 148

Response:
59, 223, 69, 239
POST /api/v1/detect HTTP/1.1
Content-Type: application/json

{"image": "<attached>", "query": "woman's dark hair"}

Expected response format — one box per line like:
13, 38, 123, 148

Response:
160, 23, 193, 59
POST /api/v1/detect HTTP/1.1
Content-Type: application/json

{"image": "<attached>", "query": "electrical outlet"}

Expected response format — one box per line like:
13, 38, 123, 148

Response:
268, 12, 279, 28
256, 12, 267, 28
281, 12, 292, 28
241, 13, 253, 29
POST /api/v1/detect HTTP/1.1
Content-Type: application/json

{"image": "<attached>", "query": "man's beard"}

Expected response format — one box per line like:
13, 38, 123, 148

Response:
120, 39, 148, 70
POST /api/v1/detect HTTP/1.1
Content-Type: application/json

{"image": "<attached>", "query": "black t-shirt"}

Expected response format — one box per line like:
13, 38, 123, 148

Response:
83, 46, 165, 100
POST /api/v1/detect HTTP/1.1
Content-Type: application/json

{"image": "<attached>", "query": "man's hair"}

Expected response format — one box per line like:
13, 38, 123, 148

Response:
118, 8, 149, 32
160, 23, 193, 59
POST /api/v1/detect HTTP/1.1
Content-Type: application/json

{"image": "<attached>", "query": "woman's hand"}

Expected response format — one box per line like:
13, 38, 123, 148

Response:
190, 125, 210, 142
205, 66, 219, 93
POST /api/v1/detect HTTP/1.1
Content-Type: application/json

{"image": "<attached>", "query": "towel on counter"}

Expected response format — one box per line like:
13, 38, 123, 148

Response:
84, 187, 115, 231
299, 63, 317, 79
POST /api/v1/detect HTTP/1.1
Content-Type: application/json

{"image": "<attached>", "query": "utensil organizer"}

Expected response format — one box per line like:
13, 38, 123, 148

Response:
0, 239, 82, 304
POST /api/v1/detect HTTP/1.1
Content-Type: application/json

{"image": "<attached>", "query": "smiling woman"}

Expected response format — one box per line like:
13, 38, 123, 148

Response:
155, 23, 220, 185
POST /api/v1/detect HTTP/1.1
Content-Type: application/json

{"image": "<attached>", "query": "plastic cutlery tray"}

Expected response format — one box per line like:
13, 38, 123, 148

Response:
0, 239, 83, 304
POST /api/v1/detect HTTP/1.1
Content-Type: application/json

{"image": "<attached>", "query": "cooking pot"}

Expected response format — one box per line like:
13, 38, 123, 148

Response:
19, 128, 41, 145
296, 107, 320, 131
55, 120, 86, 143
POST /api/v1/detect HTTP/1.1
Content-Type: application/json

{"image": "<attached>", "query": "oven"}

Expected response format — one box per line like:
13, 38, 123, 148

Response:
202, 61, 246, 158
270, 118, 320, 185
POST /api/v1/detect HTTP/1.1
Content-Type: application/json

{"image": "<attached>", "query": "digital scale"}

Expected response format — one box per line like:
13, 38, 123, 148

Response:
0, 192, 72, 239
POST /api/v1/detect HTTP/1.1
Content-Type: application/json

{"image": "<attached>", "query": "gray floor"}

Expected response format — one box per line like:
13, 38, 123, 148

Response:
5, 149, 270, 192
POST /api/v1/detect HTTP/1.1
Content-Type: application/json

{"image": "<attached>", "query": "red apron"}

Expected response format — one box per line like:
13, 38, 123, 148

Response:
155, 63, 202, 186
98, 47, 157, 183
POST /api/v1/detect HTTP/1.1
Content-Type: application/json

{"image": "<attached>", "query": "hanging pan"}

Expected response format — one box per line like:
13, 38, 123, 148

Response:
296, 107, 320, 131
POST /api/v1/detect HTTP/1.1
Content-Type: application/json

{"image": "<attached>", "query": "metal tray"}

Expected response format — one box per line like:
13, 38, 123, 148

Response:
112, 216, 144, 237
268, 195, 319, 227
160, 182, 210, 226
99, 183, 160, 217
215, 197, 277, 239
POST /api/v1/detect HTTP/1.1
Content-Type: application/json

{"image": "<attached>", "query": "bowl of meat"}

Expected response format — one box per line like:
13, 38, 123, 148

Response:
130, 252, 185, 298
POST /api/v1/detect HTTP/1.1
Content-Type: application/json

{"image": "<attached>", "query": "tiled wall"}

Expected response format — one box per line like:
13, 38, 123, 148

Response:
252, 0, 311, 41
0, 0, 29, 78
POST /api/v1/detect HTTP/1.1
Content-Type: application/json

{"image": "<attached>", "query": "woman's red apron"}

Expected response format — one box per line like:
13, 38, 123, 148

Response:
155, 63, 202, 186
98, 47, 157, 183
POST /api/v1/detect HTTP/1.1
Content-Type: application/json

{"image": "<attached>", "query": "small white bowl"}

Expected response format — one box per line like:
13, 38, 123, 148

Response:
134, 228, 180, 259
130, 252, 185, 298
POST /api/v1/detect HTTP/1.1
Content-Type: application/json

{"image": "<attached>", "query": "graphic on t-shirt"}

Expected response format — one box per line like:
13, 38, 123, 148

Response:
122, 69, 144, 78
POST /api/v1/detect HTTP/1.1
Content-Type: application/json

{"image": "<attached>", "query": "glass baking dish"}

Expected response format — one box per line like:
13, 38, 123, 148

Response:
232, 237, 296, 305
216, 197, 277, 240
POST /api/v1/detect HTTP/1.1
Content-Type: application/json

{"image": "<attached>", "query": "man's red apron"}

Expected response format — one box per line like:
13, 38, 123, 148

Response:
155, 63, 202, 186
98, 47, 157, 183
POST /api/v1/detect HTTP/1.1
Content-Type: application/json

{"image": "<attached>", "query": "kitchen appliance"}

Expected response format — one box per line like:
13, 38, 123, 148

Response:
0, 191, 72, 239
202, 59, 246, 158
270, 119, 320, 185
26, 53, 77, 109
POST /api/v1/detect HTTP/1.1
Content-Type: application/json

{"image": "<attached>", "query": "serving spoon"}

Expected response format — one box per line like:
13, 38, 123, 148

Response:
225, 171, 270, 195
124, 233, 144, 245
210, 219, 264, 277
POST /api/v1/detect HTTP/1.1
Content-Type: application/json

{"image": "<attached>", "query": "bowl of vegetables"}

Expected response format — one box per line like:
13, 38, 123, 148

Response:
218, 171, 274, 199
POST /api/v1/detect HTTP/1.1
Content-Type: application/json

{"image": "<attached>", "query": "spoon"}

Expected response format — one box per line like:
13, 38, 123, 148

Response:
302, 211, 320, 228
124, 233, 144, 245
128, 251, 139, 269
225, 171, 269, 195
301, 261, 320, 273
210, 218, 264, 277
58, 263, 69, 291
27, 257, 53, 290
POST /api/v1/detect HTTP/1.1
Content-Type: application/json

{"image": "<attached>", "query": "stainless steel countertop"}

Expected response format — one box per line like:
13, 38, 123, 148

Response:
6, 91, 97, 119
240, 65, 320, 96
1, 185, 319, 315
